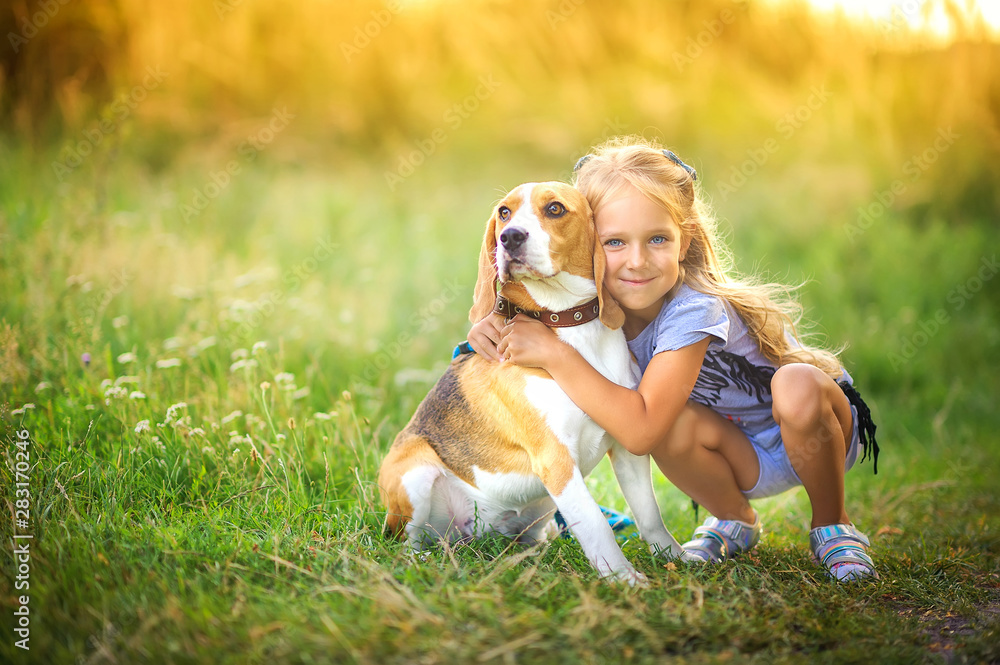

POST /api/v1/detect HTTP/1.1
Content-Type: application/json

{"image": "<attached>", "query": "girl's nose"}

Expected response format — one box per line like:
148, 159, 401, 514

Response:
625, 246, 646, 270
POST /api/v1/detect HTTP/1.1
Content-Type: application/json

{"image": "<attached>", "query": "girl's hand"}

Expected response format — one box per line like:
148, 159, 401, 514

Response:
468, 312, 505, 361
497, 314, 563, 369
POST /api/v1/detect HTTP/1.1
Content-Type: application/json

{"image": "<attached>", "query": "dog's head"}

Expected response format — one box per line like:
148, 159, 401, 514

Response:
469, 182, 625, 330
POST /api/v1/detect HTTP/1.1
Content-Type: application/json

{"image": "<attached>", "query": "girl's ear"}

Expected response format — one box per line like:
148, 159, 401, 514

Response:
680, 233, 692, 262
469, 210, 499, 322
593, 228, 625, 330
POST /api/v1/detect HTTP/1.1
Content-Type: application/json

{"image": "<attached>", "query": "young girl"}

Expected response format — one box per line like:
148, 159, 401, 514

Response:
467, 137, 880, 581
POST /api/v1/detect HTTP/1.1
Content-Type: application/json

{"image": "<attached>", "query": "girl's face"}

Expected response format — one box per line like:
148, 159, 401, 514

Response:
595, 185, 690, 332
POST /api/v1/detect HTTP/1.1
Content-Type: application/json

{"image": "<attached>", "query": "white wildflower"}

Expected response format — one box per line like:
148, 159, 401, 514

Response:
196, 336, 217, 351
35, 381, 51, 393
129, 391, 146, 400
234, 272, 257, 289
252, 341, 268, 355
164, 402, 188, 425
292, 387, 310, 400
313, 412, 332, 421
172, 286, 196, 300
117, 352, 138, 364
114, 376, 139, 386
164, 337, 184, 351
230, 348, 249, 361
276, 434, 286, 443
275, 372, 295, 385
134, 420, 151, 434
104, 386, 127, 404
156, 358, 181, 369
221, 410, 243, 425
190, 428, 206, 437
229, 358, 258, 372
100, 378, 114, 390
244, 414, 266, 430
201, 446, 214, 456
226, 299, 253, 317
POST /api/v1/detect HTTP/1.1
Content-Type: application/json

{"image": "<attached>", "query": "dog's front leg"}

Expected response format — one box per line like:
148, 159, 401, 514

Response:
543, 464, 647, 587
607, 443, 690, 561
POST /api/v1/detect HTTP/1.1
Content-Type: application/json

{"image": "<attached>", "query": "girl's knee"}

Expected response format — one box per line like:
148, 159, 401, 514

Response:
773, 364, 852, 452
772, 364, 831, 429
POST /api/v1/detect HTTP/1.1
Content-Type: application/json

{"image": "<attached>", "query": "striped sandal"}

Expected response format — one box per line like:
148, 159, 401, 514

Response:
809, 524, 879, 582
682, 511, 762, 563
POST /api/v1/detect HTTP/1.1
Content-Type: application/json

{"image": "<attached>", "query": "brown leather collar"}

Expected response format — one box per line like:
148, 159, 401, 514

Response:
493, 295, 601, 328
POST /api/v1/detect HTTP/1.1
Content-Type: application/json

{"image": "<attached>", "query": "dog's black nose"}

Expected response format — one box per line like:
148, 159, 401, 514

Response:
500, 228, 527, 252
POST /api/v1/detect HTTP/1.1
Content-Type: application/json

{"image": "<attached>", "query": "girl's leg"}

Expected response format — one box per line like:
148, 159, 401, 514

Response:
650, 401, 759, 524
772, 364, 878, 581
770, 363, 854, 529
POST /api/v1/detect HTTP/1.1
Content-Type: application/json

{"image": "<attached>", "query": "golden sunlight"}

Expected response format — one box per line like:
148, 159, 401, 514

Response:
779, 0, 1000, 42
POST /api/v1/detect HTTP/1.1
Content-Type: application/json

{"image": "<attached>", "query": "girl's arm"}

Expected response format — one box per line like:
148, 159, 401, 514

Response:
498, 315, 709, 455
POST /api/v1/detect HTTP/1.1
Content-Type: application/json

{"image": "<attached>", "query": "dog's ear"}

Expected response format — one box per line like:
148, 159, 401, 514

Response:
469, 209, 499, 323
593, 226, 625, 330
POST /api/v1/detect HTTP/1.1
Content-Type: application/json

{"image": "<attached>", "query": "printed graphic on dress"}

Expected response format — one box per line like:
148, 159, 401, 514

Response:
690, 350, 776, 406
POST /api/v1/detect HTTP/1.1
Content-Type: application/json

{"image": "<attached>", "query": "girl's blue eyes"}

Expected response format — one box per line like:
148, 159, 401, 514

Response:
604, 236, 670, 247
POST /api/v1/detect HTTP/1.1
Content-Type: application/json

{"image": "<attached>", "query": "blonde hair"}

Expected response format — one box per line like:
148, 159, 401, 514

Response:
574, 136, 843, 378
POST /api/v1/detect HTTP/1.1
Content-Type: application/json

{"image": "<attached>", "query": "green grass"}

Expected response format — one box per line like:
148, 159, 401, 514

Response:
1, 130, 999, 665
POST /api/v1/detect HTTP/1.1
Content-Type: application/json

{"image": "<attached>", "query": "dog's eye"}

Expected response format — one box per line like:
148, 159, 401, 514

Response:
546, 202, 566, 217
498, 206, 511, 222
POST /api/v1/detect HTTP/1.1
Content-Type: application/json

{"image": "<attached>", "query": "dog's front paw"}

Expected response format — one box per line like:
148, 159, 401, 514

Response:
650, 545, 706, 565
608, 565, 648, 588
647, 542, 688, 561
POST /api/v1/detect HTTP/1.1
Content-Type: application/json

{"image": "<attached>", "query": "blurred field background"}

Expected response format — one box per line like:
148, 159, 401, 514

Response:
1, 0, 999, 663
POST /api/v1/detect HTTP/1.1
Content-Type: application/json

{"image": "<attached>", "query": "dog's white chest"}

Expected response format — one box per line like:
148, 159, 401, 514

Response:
523, 375, 608, 474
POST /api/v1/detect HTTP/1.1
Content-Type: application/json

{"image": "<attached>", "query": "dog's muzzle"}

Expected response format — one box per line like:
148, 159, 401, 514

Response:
500, 227, 527, 254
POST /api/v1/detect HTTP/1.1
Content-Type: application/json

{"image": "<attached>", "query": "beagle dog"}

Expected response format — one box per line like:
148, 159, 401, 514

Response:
378, 182, 688, 584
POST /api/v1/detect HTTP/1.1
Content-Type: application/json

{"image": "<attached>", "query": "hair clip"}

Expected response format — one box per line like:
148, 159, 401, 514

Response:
573, 154, 593, 172
662, 150, 697, 181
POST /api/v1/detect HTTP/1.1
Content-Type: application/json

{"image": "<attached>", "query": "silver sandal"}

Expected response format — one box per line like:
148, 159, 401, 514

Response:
682, 512, 762, 563
810, 523, 879, 581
